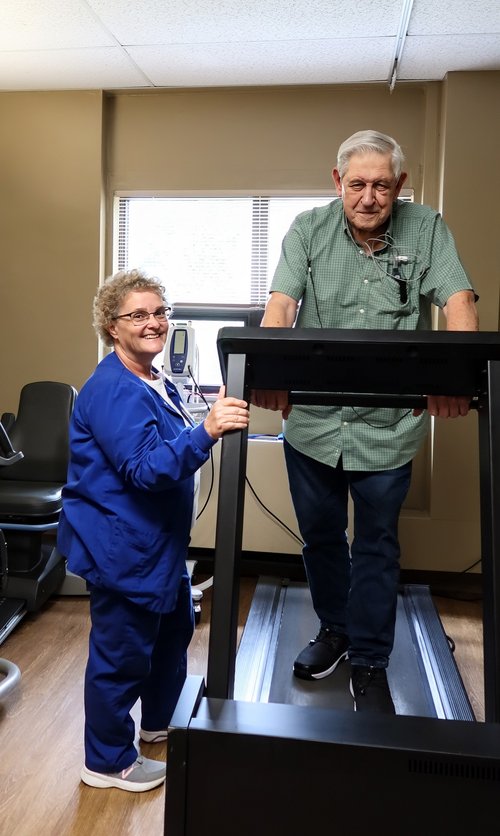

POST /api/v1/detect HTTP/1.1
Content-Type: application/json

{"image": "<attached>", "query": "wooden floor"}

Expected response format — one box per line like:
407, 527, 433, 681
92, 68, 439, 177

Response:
0, 578, 484, 836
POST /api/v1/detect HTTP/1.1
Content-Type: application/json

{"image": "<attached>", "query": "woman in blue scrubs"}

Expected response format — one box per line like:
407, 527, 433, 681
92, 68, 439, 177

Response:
58, 269, 249, 792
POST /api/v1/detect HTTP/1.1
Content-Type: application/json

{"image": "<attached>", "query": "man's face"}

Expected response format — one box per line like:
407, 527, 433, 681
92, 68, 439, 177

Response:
332, 151, 406, 244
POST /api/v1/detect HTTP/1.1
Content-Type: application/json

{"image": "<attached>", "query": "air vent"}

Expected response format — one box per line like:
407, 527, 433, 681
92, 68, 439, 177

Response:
408, 758, 500, 782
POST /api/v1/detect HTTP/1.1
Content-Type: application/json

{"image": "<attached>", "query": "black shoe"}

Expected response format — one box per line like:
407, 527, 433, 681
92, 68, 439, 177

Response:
350, 666, 395, 714
293, 628, 349, 680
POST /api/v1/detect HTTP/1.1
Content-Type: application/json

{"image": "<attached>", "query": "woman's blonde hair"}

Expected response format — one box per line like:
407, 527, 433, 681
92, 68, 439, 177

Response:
93, 269, 168, 347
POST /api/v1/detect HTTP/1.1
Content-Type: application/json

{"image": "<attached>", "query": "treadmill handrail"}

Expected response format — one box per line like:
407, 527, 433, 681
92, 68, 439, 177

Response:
217, 327, 500, 399
206, 328, 500, 723
288, 391, 480, 409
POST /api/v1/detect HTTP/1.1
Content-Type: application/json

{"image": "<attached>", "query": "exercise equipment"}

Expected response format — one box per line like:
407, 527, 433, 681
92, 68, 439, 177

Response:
165, 328, 500, 836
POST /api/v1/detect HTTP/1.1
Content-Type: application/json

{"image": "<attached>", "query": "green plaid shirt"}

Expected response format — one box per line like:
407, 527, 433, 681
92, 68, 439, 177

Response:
270, 199, 475, 470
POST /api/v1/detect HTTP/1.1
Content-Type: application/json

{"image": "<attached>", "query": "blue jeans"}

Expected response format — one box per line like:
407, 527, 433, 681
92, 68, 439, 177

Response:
84, 573, 194, 773
284, 440, 412, 668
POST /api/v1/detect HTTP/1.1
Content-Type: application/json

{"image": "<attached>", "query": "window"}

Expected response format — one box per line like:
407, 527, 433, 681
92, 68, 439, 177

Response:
114, 191, 413, 386
115, 194, 333, 385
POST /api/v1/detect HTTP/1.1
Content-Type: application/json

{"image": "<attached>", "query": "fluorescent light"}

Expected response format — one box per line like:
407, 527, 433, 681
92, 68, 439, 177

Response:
388, 0, 415, 91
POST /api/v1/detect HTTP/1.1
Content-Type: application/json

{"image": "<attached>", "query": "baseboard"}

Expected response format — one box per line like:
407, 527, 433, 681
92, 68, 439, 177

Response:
188, 548, 305, 581
188, 548, 483, 601
400, 568, 482, 601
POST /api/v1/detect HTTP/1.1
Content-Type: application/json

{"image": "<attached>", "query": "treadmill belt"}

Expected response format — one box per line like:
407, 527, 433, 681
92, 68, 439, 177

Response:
235, 579, 474, 721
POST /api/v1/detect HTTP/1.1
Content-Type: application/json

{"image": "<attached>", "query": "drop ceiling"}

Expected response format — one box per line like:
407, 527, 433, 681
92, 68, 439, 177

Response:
0, 0, 499, 92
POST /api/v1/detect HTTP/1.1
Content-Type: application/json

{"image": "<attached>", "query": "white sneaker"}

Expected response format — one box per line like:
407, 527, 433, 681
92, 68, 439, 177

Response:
81, 756, 166, 792
139, 728, 168, 743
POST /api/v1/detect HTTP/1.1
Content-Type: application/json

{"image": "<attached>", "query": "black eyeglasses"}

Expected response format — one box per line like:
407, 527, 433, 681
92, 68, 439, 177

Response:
112, 306, 172, 326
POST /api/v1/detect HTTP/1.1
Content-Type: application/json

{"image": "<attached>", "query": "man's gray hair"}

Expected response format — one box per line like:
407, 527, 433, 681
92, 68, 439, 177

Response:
337, 130, 405, 180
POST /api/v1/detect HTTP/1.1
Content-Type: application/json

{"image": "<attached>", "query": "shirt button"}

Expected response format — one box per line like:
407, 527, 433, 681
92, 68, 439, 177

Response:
359, 308, 365, 314
364, 279, 369, 284
343, 421, 348, 426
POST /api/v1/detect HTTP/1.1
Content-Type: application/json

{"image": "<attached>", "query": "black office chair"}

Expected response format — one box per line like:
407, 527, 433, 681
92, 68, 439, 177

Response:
0, 381, 77, 611
0, 419, 24, 694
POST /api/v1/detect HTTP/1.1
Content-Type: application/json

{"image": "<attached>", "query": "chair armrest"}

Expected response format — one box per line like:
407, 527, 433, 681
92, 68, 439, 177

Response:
0, 421, 24, 466
0, 413, 15, 433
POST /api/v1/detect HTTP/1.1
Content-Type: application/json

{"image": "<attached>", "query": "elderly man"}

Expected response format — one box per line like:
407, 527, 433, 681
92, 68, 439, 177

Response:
254, 129, 478, 714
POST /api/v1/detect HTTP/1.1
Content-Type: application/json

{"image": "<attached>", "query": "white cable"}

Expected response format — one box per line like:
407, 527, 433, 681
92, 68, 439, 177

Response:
192, 575, 213, 592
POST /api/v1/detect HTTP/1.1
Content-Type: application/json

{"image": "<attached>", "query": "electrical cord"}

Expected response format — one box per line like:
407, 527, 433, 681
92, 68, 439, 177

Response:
187, 365, 302, 542
185, 369, 303, 604
460, 557, 481, 574
307, 258, 324, 327
349, 405, 413, 428
430, 556, 483, 603
188, 381, 480, 612
193, 449, 302, 544
359, 233, 420, 283
186, 364, 211, 411
195, 449, 214, 521
185, 364, 295, 536
245, 476, 303, 545
307, 229, 422, 327
307, 259, 414, 428
173, 363, 215, 522
432, 552, 483, 651
190, 464, 303, 605
306, 240, 420, 429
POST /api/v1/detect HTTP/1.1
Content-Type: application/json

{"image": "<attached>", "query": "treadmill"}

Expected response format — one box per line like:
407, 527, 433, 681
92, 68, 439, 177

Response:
166, 328, 500, 836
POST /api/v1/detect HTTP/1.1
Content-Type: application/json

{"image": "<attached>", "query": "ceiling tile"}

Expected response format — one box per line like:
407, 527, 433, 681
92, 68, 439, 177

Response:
400, 34, 500, 79
0, 48, 148, 91
88, 0, 402, 44
128, 37, 394, 86
0, 0, 115, 50
0, 0, 499, 91
408, 0, 500, 35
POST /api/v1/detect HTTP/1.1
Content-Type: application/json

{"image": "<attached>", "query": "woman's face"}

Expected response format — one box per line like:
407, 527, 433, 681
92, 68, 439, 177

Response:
107, 290, 169, 365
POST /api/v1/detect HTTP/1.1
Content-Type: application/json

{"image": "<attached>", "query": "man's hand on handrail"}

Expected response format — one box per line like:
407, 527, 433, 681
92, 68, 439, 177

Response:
413, 395, 472, 418
251, 389, 292, 420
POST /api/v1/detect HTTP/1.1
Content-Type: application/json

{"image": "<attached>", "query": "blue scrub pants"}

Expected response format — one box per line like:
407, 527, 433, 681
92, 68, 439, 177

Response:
84, 573, 194, 773
284, 440, 412, 668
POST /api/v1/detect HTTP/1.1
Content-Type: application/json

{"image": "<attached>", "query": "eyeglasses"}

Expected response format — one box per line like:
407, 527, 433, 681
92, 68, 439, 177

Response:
112, 306, 172, 326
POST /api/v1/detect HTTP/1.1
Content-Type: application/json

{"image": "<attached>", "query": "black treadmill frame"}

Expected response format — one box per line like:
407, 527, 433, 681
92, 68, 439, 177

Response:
165, 328, 500, 835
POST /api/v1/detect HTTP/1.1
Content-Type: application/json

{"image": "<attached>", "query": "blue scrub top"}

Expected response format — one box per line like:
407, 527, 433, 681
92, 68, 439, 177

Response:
58, 351, 215, 612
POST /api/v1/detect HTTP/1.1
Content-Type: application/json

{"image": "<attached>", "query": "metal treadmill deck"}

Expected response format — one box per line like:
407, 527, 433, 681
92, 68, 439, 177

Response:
234, 578, 474, 721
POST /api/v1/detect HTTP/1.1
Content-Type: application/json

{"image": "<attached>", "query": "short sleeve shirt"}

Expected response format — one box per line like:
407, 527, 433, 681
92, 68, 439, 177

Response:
270, 199, 475, 470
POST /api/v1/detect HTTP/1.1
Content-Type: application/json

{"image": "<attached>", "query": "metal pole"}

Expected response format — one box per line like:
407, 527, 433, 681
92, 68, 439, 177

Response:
477, 360, 500, 721
206, 352, 248, 698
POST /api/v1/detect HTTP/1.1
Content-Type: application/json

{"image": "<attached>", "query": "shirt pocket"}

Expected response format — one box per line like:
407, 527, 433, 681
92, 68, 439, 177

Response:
380, 272, 415, 310
370, 272, 421, 327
